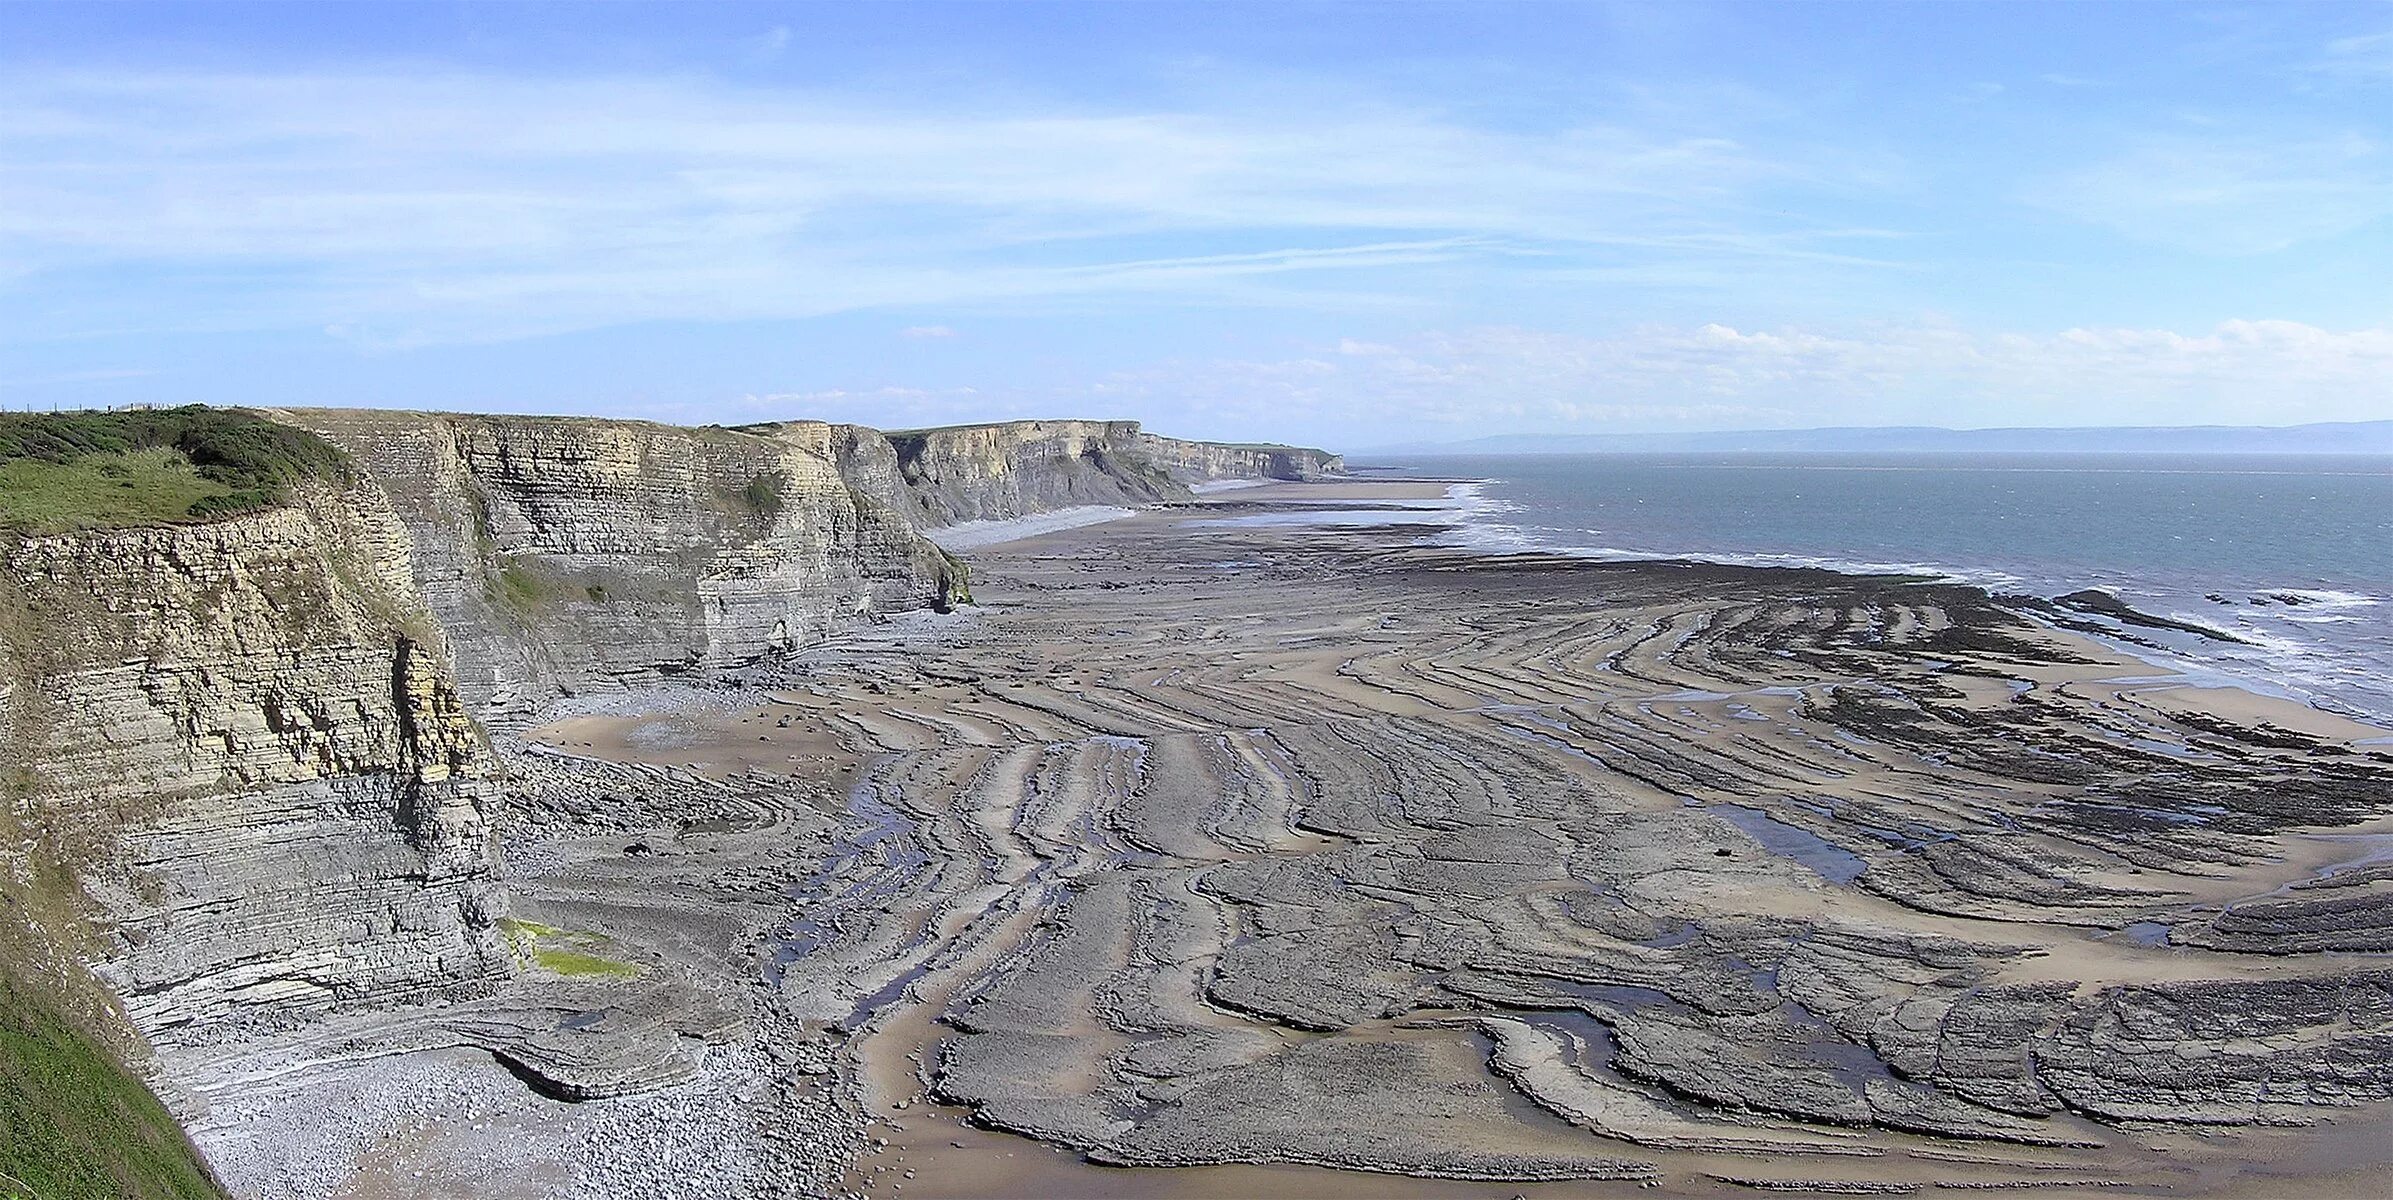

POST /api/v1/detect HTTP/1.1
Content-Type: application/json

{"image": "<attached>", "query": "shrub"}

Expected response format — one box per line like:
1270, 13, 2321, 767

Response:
741, 473, 785, 521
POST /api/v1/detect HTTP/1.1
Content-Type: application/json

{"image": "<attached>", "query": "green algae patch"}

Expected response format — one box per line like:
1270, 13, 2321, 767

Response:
529, 947, 644, 978
741, 472, 786, 522
931, 546, 972, 611
500, 918, 643, 979
0, 967, 223, 1200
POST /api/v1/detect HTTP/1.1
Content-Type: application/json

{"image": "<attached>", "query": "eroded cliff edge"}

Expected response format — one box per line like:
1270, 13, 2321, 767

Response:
876, 418, 1342, 524
0, 404, 1339, 1194
283, 410, 977, 724
0, 480, 507, 1046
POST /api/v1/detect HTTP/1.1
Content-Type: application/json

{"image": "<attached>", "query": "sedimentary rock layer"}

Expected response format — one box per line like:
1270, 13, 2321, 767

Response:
719, 500, 2393, 1196
0, 482, 505, 1048
287, 409, 971, 723
154, 481, 2393, 1198
287, 411, 1334, 721
883, 419, 1342, 525
0, 406, 1343, 1186
1132, 428, 1343, 483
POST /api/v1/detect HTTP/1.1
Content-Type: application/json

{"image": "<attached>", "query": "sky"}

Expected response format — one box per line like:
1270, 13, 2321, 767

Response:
1, 1, 2389, 448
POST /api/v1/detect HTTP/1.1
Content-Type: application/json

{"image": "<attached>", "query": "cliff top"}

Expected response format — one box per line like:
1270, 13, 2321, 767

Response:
291, 407, 1336, 459
882, 418, 1141, 437
882, 417, 1334, 456
0, 407, 350, 535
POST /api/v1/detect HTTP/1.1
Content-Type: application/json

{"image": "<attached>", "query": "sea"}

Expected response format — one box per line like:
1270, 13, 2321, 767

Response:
1345, 453, 2393, 727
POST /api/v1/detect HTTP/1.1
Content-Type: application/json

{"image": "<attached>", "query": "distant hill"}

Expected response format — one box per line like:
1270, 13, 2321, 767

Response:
1366, 420, 2393, 456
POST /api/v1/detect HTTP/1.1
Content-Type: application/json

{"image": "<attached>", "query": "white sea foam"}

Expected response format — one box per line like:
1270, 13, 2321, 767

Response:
1414, 472, 2393, 727
1436, 520, 2029, 590
2258, 588, 2381, 611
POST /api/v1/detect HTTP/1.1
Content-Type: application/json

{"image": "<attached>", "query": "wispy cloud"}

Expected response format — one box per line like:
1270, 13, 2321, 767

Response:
1061, 319, 2393, 443
0, 366, 161, 390
0, 67, 1888, 346
899, 325, 956, 339
2315, 29, 2393, 82
752, 26, 793, 60
2029, 132, 2393, 255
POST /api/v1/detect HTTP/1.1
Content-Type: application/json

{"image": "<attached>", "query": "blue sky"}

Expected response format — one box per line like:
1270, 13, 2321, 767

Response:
1, 1, 2388, 447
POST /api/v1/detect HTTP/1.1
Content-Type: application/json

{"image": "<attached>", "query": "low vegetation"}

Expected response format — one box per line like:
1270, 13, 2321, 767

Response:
494, 557, 557, 609
0, 965, 222, 1200
0, 406, 349, 534
741, 472, 785, 521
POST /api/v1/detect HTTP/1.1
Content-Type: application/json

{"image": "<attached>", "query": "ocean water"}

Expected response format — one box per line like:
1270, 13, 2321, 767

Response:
1349, 453, 2393, 726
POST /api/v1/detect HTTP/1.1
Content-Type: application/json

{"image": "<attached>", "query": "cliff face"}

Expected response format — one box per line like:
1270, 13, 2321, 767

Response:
883, 419, 1342, 525
1132, 431, 1343, 484
0, 483, 504, 1049
288, 410, 967, 723
0, 405, 1333, 1107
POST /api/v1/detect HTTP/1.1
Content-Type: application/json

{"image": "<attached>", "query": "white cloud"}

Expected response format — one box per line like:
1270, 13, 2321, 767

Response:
728, 385, 1013, 429
1077, 319, 2393, 443
2317, 29, 2393, 82
0, 67, 1882, 345
900, 325, 956, 339
2031, 133, 2393, 255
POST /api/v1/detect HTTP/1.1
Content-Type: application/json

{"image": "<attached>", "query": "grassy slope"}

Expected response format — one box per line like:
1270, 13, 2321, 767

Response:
0, 406, 349, 535
0, 772, 224, 1199
0, 962, 222, 1200
0, 409, 292, 1195
0, 449, 243, 536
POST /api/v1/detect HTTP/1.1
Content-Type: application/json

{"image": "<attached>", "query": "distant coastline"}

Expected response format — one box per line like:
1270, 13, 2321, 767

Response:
1369, 419, 2393, 456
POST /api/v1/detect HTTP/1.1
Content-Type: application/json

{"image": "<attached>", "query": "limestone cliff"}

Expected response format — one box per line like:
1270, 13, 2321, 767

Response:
1132, 430, 1343, 484
0, 481, 505, 1050
288, 410, 969, 723
879, 419, 1341, 525
0, 405, 1332, 1081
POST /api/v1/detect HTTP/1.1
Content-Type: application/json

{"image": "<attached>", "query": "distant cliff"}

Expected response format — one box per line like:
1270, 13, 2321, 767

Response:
1132, 430, 1343, 485
288, 410, 971, 723
876, 419, 1342, 525
1368, 419, 2393, 456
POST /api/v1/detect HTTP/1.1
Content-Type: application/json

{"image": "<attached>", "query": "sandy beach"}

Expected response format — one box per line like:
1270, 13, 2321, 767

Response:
180, 477, 2393, 1200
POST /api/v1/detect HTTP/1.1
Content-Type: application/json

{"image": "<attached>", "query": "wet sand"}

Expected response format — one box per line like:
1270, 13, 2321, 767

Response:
184, 478, 2393, 1199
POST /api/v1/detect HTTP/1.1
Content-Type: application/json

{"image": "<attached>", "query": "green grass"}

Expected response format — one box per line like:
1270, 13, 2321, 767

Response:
499, 918, 643, 979
0, 406, 348, 534
494, 558, 555, 609
0, 450, 243, 536
0, 968, 222, 1200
